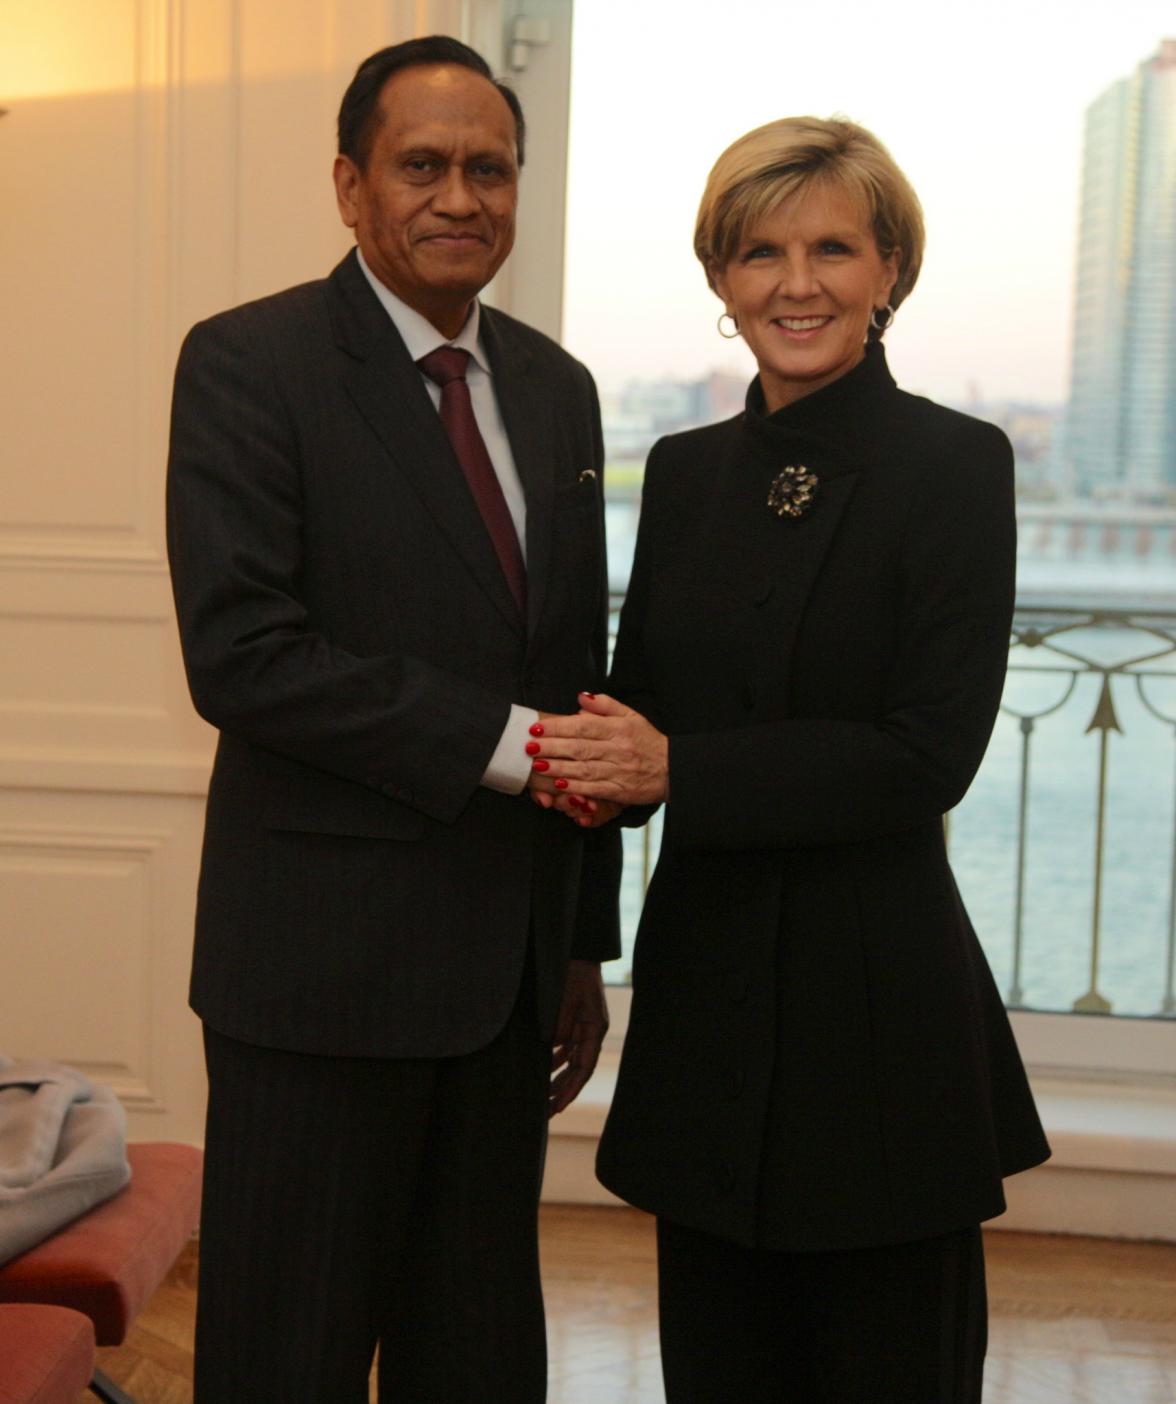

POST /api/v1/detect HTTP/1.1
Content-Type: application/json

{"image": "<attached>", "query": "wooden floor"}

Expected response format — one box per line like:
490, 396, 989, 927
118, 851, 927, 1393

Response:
84, 1207, 1176, 1403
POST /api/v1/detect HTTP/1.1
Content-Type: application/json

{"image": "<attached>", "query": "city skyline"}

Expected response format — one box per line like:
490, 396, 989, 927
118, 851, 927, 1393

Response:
562, 1, 1176, 407
1066, 40, 1176, 497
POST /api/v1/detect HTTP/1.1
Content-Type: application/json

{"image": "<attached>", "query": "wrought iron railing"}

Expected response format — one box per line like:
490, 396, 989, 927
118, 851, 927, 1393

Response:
604, 597, 1176, 1019
998, 606, 1176, 1017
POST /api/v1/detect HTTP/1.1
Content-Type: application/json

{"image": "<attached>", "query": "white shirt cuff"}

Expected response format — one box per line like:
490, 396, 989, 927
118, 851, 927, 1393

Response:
481, 704, 540, 794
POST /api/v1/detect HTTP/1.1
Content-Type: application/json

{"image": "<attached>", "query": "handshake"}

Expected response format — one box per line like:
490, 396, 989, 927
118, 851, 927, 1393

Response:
522, 692, 669, 828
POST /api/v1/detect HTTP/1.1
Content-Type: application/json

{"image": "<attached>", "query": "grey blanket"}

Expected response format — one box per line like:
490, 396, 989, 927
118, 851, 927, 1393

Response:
0, 1056, 130, 1266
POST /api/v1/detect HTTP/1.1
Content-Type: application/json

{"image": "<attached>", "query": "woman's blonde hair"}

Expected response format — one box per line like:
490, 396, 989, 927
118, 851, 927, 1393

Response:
694, 117, 925, 318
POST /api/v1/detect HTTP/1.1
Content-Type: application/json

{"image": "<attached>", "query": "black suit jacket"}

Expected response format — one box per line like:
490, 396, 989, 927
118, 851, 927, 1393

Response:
167, 250, 620, 1058
596, 345, 1049, 1251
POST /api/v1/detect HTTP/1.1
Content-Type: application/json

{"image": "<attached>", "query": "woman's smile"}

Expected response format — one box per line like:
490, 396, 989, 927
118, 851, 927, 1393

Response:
771, 314, 834, 338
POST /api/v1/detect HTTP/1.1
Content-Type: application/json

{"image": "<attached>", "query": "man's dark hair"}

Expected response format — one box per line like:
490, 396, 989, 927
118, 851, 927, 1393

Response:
338, 36, 526, 171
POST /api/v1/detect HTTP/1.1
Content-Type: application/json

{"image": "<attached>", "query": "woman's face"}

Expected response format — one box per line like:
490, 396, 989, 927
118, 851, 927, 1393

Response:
713, 182, 898, 413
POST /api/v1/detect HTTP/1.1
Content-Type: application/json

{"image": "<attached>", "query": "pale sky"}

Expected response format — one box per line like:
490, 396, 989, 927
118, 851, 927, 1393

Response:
562, 0, 1175, 406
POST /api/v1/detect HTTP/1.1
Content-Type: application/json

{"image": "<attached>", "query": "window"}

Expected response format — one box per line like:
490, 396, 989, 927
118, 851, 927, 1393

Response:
562, 1, 1176, 1029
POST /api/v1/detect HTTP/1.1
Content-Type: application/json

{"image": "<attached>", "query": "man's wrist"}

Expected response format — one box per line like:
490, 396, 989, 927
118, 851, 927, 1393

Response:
480, 704, 540, 794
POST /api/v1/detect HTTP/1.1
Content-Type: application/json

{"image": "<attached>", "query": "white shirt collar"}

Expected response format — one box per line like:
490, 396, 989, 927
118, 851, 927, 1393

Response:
356, 248, 490, 377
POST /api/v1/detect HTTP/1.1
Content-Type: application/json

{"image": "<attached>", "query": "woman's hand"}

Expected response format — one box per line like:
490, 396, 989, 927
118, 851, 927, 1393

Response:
555, 794, 626, 829
527, 693, 669, 806
524, 753, 602, 820
528, 751, 626, 827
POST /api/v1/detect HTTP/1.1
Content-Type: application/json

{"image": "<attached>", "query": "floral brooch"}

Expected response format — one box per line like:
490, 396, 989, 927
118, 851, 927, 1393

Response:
767, 465, 819, 519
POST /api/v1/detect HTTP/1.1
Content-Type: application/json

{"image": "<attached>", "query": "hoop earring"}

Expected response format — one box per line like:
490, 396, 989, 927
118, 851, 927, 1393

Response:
717, 312, 740, 340
870, 304, 895, 332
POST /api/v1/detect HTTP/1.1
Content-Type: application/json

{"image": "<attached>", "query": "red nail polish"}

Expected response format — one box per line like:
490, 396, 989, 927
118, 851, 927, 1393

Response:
579, 691, 596, 699
529, 722, 544, 737
525, 740, 541, 755
532, 759, 550, 772
555, 778, 569, 790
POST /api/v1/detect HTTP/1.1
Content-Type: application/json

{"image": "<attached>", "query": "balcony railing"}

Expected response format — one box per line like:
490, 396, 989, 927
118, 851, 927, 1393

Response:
603, 598, 1176, 1019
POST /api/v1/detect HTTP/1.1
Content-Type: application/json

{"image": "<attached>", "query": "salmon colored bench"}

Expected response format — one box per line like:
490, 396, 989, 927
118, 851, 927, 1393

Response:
0, 1144, 203, 1404
0, 1304, 96, 1404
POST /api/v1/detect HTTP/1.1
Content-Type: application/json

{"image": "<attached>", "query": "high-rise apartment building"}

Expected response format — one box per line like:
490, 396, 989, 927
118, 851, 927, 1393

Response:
1066, 40, 1176, 497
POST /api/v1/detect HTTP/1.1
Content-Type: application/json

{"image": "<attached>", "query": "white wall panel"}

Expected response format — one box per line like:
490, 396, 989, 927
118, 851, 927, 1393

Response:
1, 827, 161, 1103
2, 2, 156, 568
0, 788, 211, 1143
0, 0, 498, 1145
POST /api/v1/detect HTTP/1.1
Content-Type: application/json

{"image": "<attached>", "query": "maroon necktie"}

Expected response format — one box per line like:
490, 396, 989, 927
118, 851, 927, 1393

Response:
417, 346, 527, 618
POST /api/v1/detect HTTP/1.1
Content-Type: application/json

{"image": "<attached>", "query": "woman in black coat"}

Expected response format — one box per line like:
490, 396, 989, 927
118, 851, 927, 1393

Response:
530, 117, 1049, 1402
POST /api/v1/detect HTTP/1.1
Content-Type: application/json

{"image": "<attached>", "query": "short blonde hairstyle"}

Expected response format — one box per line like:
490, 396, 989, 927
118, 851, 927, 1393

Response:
694, 116, 925, 317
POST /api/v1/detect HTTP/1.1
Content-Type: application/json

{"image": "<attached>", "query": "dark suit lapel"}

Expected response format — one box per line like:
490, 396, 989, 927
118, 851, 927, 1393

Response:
713, 432, 863, 713
480, 308, 555, 640
327, 253, 524, 637
755, 475, 862, 709
735, 351, 900, 707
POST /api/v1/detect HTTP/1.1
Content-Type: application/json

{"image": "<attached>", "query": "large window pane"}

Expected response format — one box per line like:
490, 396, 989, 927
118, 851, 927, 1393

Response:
565, 1, 1176, 1016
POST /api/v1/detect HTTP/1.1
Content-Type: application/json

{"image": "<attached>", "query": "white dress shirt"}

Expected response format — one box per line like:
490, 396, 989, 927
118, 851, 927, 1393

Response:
356, 250, 538, 794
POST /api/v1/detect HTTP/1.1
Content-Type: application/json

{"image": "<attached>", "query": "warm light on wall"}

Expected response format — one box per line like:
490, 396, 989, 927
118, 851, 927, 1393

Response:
0, 6, 137, 103
0, 1, 379, 109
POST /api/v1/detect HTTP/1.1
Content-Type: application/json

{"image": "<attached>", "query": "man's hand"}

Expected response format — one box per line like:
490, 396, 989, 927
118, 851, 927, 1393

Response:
528, 694, 669, 807
548, 960, 609, 1117
526, 711, 624, 825
527, 769, 558, 809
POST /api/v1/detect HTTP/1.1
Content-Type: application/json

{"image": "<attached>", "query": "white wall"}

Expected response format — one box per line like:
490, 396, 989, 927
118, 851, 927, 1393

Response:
0, 0, 537, 1145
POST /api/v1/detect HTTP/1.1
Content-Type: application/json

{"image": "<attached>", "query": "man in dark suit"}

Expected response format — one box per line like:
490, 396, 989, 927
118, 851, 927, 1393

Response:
166, 35, 620, 1404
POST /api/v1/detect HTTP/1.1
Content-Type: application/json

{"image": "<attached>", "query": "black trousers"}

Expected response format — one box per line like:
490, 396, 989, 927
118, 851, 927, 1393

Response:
195, 974, 550, 1404
657, 1218, 987, 1404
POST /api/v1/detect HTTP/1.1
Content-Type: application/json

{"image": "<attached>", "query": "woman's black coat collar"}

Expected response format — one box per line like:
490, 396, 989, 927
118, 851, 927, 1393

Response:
740, 341, 898, 480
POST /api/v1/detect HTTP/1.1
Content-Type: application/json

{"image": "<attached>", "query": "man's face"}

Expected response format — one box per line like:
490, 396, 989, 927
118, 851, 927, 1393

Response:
333, 63, 519, 337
